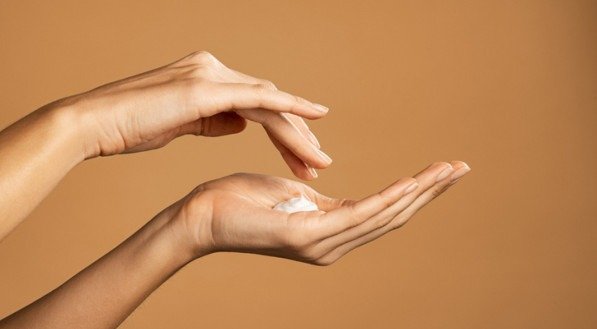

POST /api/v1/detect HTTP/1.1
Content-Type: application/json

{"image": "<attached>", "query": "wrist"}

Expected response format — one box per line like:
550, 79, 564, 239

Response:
168, 191, 216, 260
26, 101, 89, 168
43, 97, 101, 161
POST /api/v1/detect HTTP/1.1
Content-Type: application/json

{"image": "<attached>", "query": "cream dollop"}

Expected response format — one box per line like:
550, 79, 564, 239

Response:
273, 196, 319, 213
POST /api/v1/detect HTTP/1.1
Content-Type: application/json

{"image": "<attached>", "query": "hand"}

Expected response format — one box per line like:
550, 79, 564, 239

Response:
54, 51, 331, 180
172, 161, 470, 265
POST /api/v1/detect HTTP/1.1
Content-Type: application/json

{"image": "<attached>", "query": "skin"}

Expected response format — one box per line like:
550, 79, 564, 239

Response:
0, 52, 471, 328
0, 51, 330, 240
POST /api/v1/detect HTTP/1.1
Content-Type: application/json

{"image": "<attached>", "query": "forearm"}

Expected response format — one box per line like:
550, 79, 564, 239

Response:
0, 104, 85, 240
0, 203, 197, 329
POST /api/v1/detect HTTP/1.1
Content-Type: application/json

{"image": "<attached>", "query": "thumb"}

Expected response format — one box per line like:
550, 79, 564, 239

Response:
181, 112, 247, 137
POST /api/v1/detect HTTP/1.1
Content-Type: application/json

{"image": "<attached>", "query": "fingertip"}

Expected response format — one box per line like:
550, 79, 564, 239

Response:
449, 160, 470, 171
449, 160, 471, 181
292, 167, 313, 181
290, 163, 317, 181
299, 109, 328, 120
310, 148, 333, 168
312, 103, 329, 113
435, 164, 455, 182
307, 166, 318, 179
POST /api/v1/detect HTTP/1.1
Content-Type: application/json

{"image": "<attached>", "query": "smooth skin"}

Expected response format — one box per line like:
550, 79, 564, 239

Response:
0, 51, 471, 328
0, 51, 331, 241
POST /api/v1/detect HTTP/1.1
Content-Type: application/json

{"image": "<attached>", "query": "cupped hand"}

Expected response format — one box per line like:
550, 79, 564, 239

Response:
55, 51, 330, 180
173, 161, 470, 265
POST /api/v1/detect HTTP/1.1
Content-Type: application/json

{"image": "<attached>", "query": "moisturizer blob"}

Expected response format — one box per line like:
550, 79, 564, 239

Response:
273, 196, 319, 213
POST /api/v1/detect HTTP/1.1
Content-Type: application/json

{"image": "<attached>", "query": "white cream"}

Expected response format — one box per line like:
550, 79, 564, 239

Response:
273, 196, 319, 213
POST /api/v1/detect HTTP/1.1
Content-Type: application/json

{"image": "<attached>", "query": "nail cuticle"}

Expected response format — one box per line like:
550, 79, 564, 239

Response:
307, 166, 318, 178
450, 167, 470, 181
436, 166, 454, 182
313, 103, 329, 113
315, 148, 332, 164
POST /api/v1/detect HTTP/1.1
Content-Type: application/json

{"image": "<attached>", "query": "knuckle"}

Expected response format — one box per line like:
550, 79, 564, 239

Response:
252, 83, 270, 94
372, 215, 391, 230
378, 193, 394, 208
293, 94, 307, 105
260, 80, 277, 90
391, 217, 409, 230
191, 50, 213, 60
432, 188, 442, 199
186, 64, 207, 78
431, 185, 447, 199
391, 212, 412, 230
345, 206, 361, 225
188, 51, 218, 66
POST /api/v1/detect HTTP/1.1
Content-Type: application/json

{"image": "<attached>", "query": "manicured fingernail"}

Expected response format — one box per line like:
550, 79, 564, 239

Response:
436, 165, 454, 182
313, 103, 329, 113
307, 166, 318, 178
307, 130, 321, 148
404, 181, 419, 195
451, 164, 471, 181
316, 148, 333, 164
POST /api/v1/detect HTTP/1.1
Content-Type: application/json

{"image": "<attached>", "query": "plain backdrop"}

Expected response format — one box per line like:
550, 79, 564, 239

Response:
1, 1, 596, 328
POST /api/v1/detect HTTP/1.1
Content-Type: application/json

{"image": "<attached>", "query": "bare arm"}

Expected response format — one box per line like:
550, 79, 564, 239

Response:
0, 200, 192, 328
0, 106, 84, 238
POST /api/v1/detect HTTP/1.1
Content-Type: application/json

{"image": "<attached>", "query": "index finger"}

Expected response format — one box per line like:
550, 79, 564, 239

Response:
204, 82, 329, 119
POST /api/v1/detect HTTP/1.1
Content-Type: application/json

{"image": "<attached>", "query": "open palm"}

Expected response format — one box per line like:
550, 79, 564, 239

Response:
179, 161, 470, 265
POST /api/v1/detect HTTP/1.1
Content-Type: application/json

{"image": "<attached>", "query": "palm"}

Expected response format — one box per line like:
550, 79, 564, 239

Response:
194, 173, 320, 255
181, 162, 469, 265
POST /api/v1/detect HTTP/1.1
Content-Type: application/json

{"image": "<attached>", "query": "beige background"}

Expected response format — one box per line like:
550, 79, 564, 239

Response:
1, 1, 596, 328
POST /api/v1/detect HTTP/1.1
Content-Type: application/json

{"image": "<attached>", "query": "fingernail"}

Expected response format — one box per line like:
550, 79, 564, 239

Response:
404, 181, 419, 195
436, 165, 454, 182
451, 164, 471, 181
316, 148, 333, 165
307, 166, 318, 178
312, 103, 329, 113
307, 130, 321, 148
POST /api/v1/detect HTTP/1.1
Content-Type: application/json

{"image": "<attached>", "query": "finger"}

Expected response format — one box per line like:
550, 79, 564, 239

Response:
241, 108, 332, 169
229, 68, 272, 86
291, 185, 347, 212
314, 162, 455, 249
267, 113, 321, 177
317, 161, 470, 264
390, 161, 470, 227
205, 82, 329, 120
265, 129, 317, 180
287, 114, 320, 148
212, 75, 323, 167
178, 112, 247, 137
315, 162, 454, 238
